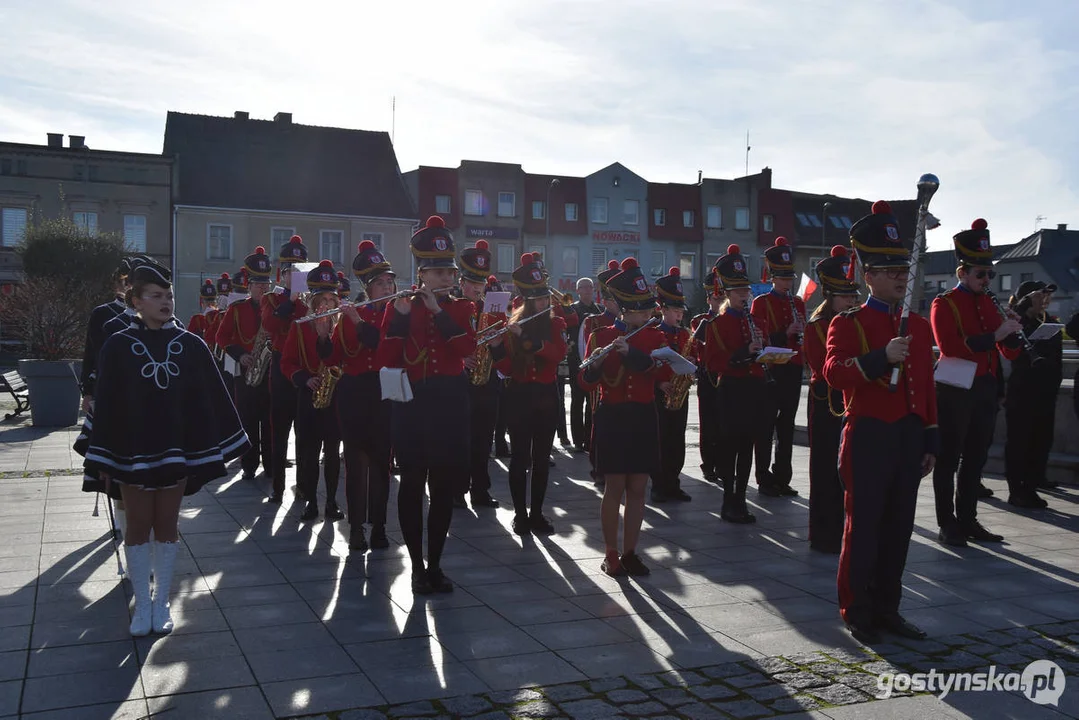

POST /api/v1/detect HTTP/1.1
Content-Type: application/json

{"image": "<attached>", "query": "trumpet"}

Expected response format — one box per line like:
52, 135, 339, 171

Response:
549, 287, 574, 307
296, 286, 453, 323
579, 317, 660, 371
476, 307, 549, 345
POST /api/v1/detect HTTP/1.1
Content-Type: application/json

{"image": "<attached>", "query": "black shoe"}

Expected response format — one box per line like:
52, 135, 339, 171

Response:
846, 620, 882, 645
369, 525, 390, 549
268, 492, 283, 505
529, 514, 555, 535
1037, 478, 1059, 490
811, 541, 842, 555
877, 614, 927, 640
779, 485, 799, 497
558, 435, 571, 447
978, 484, 994, 499
470, 493, 500, 508
452, 495, 468, 509
411, 569, 434, 595
1008, 491, 1048, 509
349, 526, 368, 553
962, 521, 1003, 543
721, 505, 757, 524
300, 502, 319, 522
427, 567, 454, 593
601, 557, 626, 577
242, 470, 255, 482
937, 524, 967, 547
757, 482, 783, 498
325, 504, 345, 522
650, 490, 669, 504
511, 515, 530, 536
620, 551, 651, 576
672, 489, 692, 502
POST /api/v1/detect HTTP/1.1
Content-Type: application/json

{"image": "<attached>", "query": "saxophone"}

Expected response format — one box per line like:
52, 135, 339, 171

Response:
244, 326, 272, 386
469, 311, 500, 386
312, 364, 343, 409
664, 330, 696, 410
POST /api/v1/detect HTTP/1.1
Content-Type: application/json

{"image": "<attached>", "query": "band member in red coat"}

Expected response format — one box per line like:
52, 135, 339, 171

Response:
650, 267, 692, 503
702, 246, 770, 524
262, 235, 310, 502
567, 278, 602, 452
824, 201, 937, 644
751, 237, 805, 497
803, 247, 860, 553
930, 219, 1022, 547
489, 254, 567, 534
333, 241, 396, 551
579, 257, 671, 577
580, 260, 621, 485
379, 216, 477, 595
215, 248, 274, 482
187, 279, 219, 344
691, 269, 724, 484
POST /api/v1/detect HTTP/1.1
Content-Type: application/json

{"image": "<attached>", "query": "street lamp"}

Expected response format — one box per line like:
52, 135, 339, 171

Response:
822, 201, 833, 247
546, 178, 560, 268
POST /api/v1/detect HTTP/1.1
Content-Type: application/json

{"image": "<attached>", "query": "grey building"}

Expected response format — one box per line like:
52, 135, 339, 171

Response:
995, 224, 1078, 317
456, 161, 526, 278
584, 163, 650, 279
700, 168, 771, 284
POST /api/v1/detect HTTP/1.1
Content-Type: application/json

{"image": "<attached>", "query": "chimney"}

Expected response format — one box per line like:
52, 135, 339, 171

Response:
1058, 223, 1068, 231
69, 135, 85, 149
234, 111, 249, 120
47, 133, 63, 148
273, 112, 292, 124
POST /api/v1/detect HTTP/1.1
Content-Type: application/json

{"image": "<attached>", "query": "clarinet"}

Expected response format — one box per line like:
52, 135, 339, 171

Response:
743, 300, 775, 384
987, 292, 1043, 365
786, 289, 804, 344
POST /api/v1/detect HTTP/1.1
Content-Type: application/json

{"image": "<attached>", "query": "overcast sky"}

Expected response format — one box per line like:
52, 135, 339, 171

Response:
2, 0, 1075, 251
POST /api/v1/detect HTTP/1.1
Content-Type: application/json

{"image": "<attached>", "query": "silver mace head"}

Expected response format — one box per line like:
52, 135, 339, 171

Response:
917, 173, 940, 204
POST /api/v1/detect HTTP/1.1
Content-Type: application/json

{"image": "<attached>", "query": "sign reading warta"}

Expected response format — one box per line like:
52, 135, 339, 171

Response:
593, 230, 640, 244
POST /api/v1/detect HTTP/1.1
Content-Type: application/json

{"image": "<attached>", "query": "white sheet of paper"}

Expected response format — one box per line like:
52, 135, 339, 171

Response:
650, 346, 698, 375
935, 356, 977, 389
1027, 322, 1063, 341
759, 346, 798, 364
379, 367, 413, 402
483, 291, 511, 314
226, 292, 247, 307
223, 355, 239, 377
289, 263, 319, 294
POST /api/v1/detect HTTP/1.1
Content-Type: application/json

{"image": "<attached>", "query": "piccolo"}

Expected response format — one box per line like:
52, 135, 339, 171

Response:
476, 307, 551, 345
579, 317, 660, 370
296, 286, 453, 323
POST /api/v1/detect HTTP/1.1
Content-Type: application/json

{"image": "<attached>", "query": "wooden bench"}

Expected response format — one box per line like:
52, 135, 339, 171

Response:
0, 370, 30, 420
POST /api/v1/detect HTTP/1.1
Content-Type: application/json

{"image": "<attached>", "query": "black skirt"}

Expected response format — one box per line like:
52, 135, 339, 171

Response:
391, 373, 470, 469
336, 372, 392, 455
593, 401, 660, 475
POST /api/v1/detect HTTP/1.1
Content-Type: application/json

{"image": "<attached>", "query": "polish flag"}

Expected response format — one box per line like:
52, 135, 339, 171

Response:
798, 272, 818, 302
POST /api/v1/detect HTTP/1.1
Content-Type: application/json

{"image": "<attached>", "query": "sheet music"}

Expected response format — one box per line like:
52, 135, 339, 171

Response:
1028, 323, 1063, 341
759, 346, 798, 365
379, 367, 413, 402
935, 356, 977, 390
289, 263, 319, 294
483, 292, 511, 314
650, 347, 697, 375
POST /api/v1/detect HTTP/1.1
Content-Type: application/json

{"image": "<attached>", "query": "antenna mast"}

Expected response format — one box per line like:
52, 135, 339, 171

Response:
745, 130, 750, 177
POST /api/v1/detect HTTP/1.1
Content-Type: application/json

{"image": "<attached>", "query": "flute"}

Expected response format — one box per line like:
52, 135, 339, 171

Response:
296, 286, 452, 323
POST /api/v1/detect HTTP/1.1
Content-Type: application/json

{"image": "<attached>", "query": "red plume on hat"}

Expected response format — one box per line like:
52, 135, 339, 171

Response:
971, 218, 988, 230
358, 240, 376, 252
520, 253, 533, 266
831, 245, 847, 257
254, 246, 265, 254
426, 215, 445, 229
727, 244, 740, 254
220, 272, 229, 279
620, 257, 638, 270
775, 236, 789, 246
669, 266, 679, 276
487, 274, 498, 284
608, 260, 619, 270
475, 240, 489, 250
872, 200, 892, 215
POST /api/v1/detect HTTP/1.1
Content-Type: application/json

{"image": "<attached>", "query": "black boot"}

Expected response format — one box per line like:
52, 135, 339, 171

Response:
369, 525, 390, 550
735, 477, 757, 524
349, 525, 368, 553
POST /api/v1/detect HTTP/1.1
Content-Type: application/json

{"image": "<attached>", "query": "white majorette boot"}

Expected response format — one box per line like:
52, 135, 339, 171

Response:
151, 540, 179, 634
124, 543, 152, 637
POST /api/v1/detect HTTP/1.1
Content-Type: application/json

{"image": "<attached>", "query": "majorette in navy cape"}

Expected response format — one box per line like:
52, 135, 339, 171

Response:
78, 316, 249, 494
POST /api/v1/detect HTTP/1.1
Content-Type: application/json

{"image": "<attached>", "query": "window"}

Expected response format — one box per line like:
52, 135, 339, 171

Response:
683, 210, 694, 228
706, 253, 721, 273
650, 251, 666, 277
15, 160, 26, 176
528, 245, 546, 265
73, 164, 85, 180
464, 190, 484, 216
679, 253, 696, 280
207, 224, 233, 260
1, 208, 28, 247
0, 159, 10, 176
1000, 274, 1012, 291
829, 215, 844, 228
796, 213, 810, 226
270, 227, 295, 247
123, 214, 147, 253
623, 199, 639, 225
809, 256, 823, 271
73, 211, 98, 235
807, 214, 823, 228
565, 203, 579, 222
319, 230, 344, 265
938, 280, 948, 292
591, 247, 608, 274
497, 243, 515, 273
840, 216, 853, 229
532, 201, 545, 220
654, 209, 666, 226
562, 246, 579, 276
763, 214, 774, 232
735, 207, 750, 230
591, 197, 608, 224
1020, 272, 1034, 284
88, 165, 100, 182
361, 232, 383, 250
497, 192, 515, 218
435, 194, 452, 214
706, 205, 722, 229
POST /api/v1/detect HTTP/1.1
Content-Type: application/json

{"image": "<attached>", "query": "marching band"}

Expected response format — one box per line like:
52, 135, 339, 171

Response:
75, 199, 1069, 645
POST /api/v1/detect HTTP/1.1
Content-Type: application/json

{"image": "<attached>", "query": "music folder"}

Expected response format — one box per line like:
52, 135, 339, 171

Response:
650, 347, 697, 375
379, 368, 414, 402
934, 356, 977, 390
1028, 323, 1063, 341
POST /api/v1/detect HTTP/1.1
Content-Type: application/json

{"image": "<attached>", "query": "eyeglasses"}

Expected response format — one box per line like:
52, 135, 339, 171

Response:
872, 268, 910, 280
973, 269, 997, 280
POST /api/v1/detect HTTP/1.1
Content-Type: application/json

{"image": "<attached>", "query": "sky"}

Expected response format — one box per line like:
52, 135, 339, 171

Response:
2, 0, 1077, 251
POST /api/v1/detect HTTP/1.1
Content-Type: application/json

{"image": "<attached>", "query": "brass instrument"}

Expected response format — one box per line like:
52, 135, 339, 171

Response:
476, 307, 551, 346
743, 300, 775, 384
244, 326, 272, 386
469, 313, 505, 385
665, 330, 696, 410
312, 364, 343, 409
550, 286, 574, 307
295, 286, 452, 323
579, 317, 660, 370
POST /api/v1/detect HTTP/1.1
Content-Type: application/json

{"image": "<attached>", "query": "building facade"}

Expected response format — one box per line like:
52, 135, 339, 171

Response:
522, 173, 589, 294
647, 181, 703, 303
584, 163, 651, 283
700, 169, 771, 289
994, 224, 1078, 318
0, 134, 173, 286
165, 111, 416, 320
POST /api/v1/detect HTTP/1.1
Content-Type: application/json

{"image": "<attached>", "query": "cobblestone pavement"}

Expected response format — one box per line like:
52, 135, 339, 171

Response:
0, 394, 1077, 719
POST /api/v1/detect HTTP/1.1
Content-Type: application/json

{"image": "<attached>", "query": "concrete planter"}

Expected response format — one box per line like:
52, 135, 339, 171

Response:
17, 359, 81, 428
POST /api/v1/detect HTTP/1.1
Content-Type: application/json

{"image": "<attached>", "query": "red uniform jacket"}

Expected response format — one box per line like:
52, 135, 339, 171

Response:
823, 297, 939, 452
579, 311, 616, 360
751, 290, 805, 366
701, 309, 768, 379
578, 323, 672, 404
930, 285, 1020, 379
553, 302, 579, 330
378, 296, 478, 382
331, 304, 385, 376
492, 315, 567, 384
262, 290, 307, 352
215, 298, 262, 360
187, 311, 212, 343
689, 311, 714, 367
281, 321, 336, 388
803, 316, 831, 385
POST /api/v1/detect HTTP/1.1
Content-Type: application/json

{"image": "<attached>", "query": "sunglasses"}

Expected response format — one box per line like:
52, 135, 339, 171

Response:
972, 269, 997, 280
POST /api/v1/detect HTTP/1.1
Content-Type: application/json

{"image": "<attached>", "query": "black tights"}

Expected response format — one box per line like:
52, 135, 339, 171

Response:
397, 465, 455, 572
